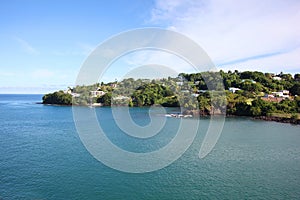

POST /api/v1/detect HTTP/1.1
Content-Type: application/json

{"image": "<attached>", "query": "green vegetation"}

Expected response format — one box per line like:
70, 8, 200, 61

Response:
42, 91, 72, 105
97, 93, 112, 106
42, 70, 300, 120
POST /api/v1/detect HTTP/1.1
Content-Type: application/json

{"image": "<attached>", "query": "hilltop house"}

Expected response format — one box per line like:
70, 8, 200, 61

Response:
272, 76, 282, 81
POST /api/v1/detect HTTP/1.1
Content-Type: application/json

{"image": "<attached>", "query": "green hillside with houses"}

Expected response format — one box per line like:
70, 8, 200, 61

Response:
43, 70, 300, 122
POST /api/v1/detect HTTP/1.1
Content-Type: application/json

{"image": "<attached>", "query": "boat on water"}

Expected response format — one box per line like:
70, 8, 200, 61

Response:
165, 113, 193, 118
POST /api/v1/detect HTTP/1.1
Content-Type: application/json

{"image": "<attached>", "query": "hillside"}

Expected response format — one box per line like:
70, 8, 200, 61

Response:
43, 70, 300, 122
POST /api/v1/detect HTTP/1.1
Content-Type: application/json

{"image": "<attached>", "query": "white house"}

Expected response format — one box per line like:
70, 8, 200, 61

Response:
272, 91, 283, 97
90, 90, 105, 97
112, 96, 130, 100
241, 79, 256, 83
64, 89, 80, 97
71, 93, 81, 97
181, 90, 190, 93
271, 91, 290, 99
176, 81, 183, 86
229, 87, 241, 93
281, 90, 289, 95
273, 76, 282, 81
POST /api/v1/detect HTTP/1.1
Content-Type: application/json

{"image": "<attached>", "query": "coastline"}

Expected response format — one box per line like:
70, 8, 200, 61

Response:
254, 116, 300, 125
40, 102, 300, 125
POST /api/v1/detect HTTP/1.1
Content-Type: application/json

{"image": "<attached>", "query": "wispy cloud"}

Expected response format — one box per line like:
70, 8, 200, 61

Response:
14, 36, 39, 55
52, 42, 96, 56
77, 42, 96, 55
219, 51, 284, 66
149, 0, 300, 73
219, 46, 300, 73
0, 85, 68, 94
0, 71, 15, 77
121, 50, 195, 73
31, 69, 54, 78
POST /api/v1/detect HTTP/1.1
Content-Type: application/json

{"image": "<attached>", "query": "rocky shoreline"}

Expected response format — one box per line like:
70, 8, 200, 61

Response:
254, 116, 300, 125
183, 109, 300, 125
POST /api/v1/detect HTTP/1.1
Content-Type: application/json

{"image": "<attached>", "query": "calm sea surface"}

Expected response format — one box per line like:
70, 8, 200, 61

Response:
0, 94, 300, 199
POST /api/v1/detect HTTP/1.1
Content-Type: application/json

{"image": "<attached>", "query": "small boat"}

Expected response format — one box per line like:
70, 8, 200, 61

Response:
165, 113, 193, 118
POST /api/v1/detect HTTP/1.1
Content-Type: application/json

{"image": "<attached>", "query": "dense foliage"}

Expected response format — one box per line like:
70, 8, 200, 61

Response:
42, 91, 72, 105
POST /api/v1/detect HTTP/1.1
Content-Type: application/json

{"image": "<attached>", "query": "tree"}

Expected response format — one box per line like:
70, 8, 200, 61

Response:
250, 106, 262, 116
294, 74, 300, 81
197, 93, 211, 115
235, 102, 251, 116
290, 82, 300, 96
97, 93, 112, 106
42, 91, 72, 105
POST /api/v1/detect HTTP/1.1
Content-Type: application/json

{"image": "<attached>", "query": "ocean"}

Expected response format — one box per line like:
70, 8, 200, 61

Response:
0, 94, 300, 199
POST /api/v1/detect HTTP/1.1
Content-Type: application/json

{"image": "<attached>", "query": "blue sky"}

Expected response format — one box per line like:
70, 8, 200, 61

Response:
0, 0, 299, 93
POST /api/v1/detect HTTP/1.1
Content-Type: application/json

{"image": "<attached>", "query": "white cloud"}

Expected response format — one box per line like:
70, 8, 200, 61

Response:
14, 36, 39, 55
149, 0, 300, 73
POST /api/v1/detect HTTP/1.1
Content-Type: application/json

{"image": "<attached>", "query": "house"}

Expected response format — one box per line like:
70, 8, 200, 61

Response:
262, 89, 290, 102
110, 83, 117, 88
272, 76, 282, 81
112, 96, 130, 100
271, 90, 290, 98
90, 90, 105, 97
64, 89, 72, 94
229, 87, 241, 93
241, 79, 256, 83
176, 81, 183, 86
71, 93, 81, 97
181, 90, 190, 93
271, 91, 284, 97
264, 94, 275, 98
64, 89, 80, 97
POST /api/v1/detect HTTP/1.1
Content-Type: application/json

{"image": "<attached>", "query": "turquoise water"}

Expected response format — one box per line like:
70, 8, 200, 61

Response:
1, 94, 300, 199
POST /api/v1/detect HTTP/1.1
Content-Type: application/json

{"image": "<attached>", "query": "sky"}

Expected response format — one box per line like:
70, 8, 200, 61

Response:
0, 0, 299, 93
